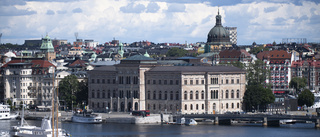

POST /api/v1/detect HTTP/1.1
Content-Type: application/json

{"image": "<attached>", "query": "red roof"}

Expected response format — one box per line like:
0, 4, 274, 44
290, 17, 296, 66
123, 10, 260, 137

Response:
257, 50, 291, 61
1, 59, 55, 68
291, 60, 320, 68
69, 59, 88, 67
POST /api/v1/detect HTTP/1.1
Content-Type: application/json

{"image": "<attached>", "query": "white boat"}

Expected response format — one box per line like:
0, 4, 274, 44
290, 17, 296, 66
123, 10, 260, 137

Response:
0, 103, 18, 120
310, 92, 320, 109
185, 119, 198, 126
11, 101, 70, 136
71, 111, 103, 124
11, 116, 70, 137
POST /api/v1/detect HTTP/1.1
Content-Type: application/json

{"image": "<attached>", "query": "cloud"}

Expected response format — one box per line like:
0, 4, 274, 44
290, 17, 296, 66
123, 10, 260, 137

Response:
72, 8, 83, 13
146, 2, 160, 13
57, 10, 67, 14
264, 6, 279, 13
120, 2, 146, 13
167, 3, 186, 12
46, 10, 55, 15
0, 0, 26, 6
0, 6, 37, 16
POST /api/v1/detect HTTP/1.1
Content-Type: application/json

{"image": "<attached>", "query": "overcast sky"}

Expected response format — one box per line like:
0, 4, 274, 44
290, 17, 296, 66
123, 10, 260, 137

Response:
0, 0, 319, 45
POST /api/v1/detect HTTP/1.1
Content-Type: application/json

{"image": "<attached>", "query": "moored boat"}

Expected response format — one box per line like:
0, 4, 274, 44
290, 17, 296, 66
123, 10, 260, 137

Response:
71, 110, 102, 124
0, 103, 18, 120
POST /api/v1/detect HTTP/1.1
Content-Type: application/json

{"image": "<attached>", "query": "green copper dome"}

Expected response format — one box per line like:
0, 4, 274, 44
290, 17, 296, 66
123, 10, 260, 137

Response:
40, 35, 54, 52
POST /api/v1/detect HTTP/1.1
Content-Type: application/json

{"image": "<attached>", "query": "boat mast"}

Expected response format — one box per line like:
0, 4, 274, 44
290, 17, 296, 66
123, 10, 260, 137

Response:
56, 85, 59, 137
51, 68, 55, 137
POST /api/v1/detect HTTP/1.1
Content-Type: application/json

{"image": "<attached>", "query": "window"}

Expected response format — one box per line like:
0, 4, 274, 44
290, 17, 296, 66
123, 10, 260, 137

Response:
190, 91, 193, 100
103, 92, 106, 98
190, 80, 193, 85
237, 79, 240, 84
184, 91, 187, 100
147, 80, 150, 84
170, 91, 173, 100
164, 80, 167, 85
231, 79, 234, 84
190, 104, 193, 110
176, 80, 179, 85
170, 80, 173, 85
159, 80, 161, 85
196, 80, 199, 85
184, 80, 187, 85
202, 80, 204, 84
92, 91, 95, 98
91, 79, 95, 83
153, 91, 156, 99
226, 79, 229, 84
196, 104, 199, 110
97, 79, 100, 83
231, 90, 234, 98
102, 79, 105, 83
226, 103, 229, 109
159, 91, 162, 100
201, 91, 204, 99
176, 91, 179, 100
237, 103, 240, 108
185, 104, 187, 110
148, 91, 150, 99
221, 90, 223, 99
232, 103, 234, 109
153, 80, 156, 84
202, 104, 204, 110
196, 91, 199, 99
221, 79, 223, 84
226, 90, 228, 99
237, 90, 240, 98
97, 92, 100, 98
211, 90, 214, 99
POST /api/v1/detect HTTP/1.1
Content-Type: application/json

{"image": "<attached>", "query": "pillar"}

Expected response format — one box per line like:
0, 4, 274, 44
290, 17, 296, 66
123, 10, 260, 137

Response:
316, 119, 320, 128
214, 117, 219, 125
263, 117, 267, 126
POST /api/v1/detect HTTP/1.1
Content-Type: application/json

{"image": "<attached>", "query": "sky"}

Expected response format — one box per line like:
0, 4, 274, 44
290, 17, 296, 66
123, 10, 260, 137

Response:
0, 0, 319, 45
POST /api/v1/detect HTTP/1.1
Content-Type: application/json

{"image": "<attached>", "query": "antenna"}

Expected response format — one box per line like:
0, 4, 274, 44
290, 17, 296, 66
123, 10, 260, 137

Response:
75, 32, 78, 41
0, 33, 2, 44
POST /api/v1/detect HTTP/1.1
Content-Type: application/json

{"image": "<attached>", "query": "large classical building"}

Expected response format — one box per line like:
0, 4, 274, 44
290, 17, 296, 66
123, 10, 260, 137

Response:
205, 10, 232, 53
88, 55, 246, 114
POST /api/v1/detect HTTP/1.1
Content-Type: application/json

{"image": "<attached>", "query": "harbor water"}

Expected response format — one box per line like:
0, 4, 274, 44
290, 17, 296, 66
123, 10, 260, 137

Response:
1, 119, 320, 137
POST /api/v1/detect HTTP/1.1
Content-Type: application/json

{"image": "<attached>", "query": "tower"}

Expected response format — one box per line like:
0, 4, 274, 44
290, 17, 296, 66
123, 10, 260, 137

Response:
40, 35, 56, 61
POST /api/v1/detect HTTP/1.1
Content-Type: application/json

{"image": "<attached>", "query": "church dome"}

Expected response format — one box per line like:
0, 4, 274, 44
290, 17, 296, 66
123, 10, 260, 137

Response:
207, 10, 231, 45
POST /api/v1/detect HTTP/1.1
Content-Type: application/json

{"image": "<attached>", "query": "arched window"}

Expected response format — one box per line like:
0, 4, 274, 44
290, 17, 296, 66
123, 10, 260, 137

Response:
201, 90, 204, 99
211, 90, 214, 99
190, 91, 193, 100
231, 90, 234, 98
196, 104, 199, 110
190, 104, 193, 110
165, 91, 168, 100
184, 91, 187, 100
226, 103, 229, 109
176, 91, 179, 100
202, 104, 204, 110
159, 91, 162, 100
237, 103, 240, 108
237, 90, 240, 98
216, 90, 218, 99
196, 91, 199, 99
226, 90, 229, 99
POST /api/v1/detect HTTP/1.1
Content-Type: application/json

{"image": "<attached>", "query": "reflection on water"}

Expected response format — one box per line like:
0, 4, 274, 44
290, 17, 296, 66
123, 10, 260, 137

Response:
1, 120, 320, 137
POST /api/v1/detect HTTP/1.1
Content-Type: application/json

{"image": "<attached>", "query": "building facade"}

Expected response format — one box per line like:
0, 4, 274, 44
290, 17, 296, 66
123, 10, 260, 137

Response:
87, 55, 246, 114
225, 27, 237, 45
291, 60, 320, 92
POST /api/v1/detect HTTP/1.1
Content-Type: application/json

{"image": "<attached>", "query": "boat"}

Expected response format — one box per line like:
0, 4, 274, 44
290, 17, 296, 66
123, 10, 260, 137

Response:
310, 92, 320, 109
0, 103, 19, 120
71, 110, 103, 124
185, 119, 198, 126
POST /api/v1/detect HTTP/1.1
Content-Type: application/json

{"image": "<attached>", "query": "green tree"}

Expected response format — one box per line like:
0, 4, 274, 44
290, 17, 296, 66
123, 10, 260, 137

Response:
243, 84, 275, 112
289, 77, 307, 95
76, 80, 88, 109
249, 46, 269, 55
166, 47, 188, 57
6, 99, 12, 109
220, 61, 245, 69
297, 89, 314, 107
247, 60, 269, 85
58, 75, 79, 110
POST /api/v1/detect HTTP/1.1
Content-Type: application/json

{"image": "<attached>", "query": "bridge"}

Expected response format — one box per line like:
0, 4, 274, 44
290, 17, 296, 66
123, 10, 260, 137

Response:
176, 114, 320, 128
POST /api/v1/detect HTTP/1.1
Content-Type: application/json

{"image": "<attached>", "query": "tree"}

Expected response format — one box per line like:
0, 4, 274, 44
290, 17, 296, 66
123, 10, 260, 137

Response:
76, 80, 88, 109
58, 75, 79, 110
289, 77, 307, 95
297, 89, 314, 107
247, 60, 269, 85
243, 84, 275, 112
166, 47, 188, 57
249, 46, 269, 55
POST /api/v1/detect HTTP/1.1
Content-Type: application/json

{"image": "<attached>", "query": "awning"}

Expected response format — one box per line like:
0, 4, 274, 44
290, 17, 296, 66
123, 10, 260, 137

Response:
273, 91, 285, 94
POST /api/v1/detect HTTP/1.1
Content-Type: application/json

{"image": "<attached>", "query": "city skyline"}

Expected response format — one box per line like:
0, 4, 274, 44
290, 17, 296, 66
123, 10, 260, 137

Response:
0, 0, 319, 45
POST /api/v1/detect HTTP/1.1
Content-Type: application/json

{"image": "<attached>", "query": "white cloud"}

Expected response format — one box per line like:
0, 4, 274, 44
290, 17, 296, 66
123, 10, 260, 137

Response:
0, 0, 319, 45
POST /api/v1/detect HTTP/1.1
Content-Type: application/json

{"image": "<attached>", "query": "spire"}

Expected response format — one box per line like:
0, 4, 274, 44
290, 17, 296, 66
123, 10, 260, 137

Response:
215, 7, 222, 26
218, 6, 220, 15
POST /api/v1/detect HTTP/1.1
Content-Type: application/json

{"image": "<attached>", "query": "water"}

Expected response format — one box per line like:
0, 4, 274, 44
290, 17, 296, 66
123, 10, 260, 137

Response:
1, 120, 320, 137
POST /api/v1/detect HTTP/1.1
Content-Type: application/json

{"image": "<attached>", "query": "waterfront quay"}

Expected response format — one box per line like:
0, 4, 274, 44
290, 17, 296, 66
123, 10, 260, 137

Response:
20, 111, 320, 128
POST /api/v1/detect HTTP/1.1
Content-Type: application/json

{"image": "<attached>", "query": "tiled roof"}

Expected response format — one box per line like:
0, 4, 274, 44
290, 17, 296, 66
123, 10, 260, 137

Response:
1, 60, 55, 68
291, 60, 320, 68
122, 55, 155, 61
69, 59, 88, 67
257, 50, 291, 60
